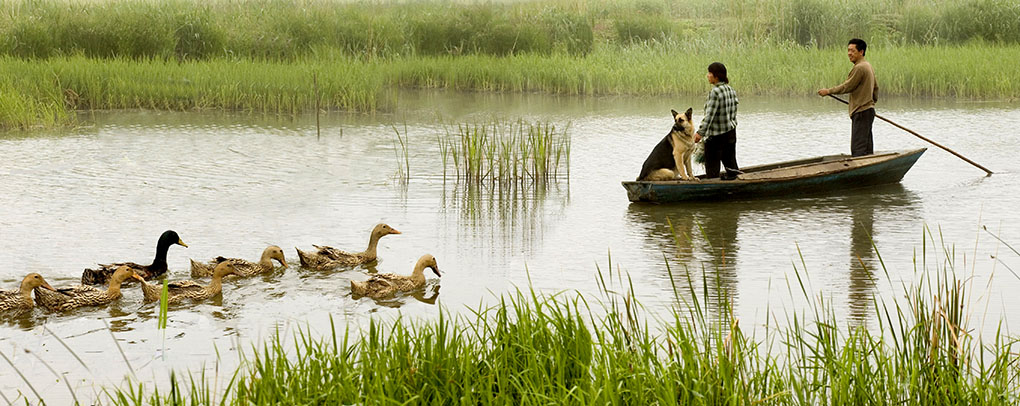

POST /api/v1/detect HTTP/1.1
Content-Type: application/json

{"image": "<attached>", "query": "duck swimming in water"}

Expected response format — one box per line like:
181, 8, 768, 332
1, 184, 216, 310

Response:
190, 245, 287, 278
139, 262, 239, 304
350, 254, 441, 299
35, 266, 142, 312
0, 273, 56, 315
296, 224, 400, 271
81, 230, 188, 285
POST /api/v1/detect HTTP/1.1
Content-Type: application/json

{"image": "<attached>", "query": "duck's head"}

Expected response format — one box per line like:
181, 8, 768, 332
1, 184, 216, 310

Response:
111, 266, 142, 284
264, 245, 288, 268
212, 262, 239, 279
372, 223, 401, 239
158, 230, 188, 249
418, 254, 441, 277
21, 273, 55, 292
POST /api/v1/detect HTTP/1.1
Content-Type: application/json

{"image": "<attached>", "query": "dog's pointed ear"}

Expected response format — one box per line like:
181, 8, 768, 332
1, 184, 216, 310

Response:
671, 109, 679, 119
684, 108, 693, 120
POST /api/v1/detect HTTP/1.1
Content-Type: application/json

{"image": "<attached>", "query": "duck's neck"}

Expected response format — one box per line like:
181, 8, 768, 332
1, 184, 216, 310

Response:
151, 242, 170, 268
258, 251, 274, 268
207, 275, 224, 295
364, 233, 381, 259
19, 287, 34, 304
410, 262, 427, 287
107, 280, 124, 297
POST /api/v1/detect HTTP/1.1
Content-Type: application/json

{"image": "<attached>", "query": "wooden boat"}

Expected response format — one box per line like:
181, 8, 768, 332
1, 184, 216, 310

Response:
622, 148, 926, 203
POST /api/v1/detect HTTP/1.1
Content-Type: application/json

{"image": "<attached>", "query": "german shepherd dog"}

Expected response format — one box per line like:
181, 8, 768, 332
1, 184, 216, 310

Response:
637, 108, 699, 181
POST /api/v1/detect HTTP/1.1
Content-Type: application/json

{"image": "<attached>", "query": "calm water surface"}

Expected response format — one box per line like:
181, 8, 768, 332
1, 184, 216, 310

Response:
2, 92, 1019, 402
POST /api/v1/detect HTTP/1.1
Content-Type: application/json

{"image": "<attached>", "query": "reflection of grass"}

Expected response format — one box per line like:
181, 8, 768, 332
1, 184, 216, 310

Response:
101, 229, 1020, 404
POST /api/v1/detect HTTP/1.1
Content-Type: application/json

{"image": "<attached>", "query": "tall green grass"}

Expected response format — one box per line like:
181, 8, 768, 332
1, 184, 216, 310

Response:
388, 43, 1020, 98
0, 77, 73, 130
0, 54, 388, 115
2, 42, 1018, 130
2, 0, 1018, 61
104, 227, 1020, 405
2, 0, 1019, 129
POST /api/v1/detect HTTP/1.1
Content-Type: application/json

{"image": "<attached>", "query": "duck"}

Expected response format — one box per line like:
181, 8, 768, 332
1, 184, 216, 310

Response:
350, 254, 441, 299
190, 245, 287, 278
0, 273, 56, 314
139, 262, 238, 304
296, 224, 401, 271
34, 266, 142, 312
81, 230, 188, 285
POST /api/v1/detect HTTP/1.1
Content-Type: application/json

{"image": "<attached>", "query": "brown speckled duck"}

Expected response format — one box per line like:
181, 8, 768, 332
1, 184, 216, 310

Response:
1, 273, 56, 314
296, 224, 401, 271
350, 254, 441, 299
139, 262, 238, 304
81, 230, 188, 285
190, 245, 287, 278
35, 266, 142, 312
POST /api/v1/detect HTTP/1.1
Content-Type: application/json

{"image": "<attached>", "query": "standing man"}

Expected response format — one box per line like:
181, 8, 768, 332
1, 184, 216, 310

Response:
818, 38, 878, 156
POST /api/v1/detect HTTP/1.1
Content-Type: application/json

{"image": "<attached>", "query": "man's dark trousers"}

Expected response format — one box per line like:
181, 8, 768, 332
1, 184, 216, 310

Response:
851, 108, 875, 156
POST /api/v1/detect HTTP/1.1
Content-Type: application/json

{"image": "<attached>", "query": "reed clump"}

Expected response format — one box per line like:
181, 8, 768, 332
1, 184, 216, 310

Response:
438, 119, 570, 184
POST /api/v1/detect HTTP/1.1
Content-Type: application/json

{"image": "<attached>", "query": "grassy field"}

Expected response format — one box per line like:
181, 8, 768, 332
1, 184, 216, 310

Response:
1, 0, 1018, 129
96, 243, 1020, 405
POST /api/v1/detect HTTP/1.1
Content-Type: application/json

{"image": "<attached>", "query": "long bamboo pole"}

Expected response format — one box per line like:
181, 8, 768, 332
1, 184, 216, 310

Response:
828, 95, 992, 176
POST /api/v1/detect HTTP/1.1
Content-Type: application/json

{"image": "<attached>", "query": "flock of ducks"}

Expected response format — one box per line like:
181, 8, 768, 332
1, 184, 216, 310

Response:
0, 225, 442, 316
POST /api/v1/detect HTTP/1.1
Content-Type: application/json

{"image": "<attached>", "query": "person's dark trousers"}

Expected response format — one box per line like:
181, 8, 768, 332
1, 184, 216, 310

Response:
851, 108, 875, 156
703, 129, 739, 179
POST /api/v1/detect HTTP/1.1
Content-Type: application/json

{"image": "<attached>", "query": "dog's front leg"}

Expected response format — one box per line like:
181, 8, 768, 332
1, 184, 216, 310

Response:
683, 149, 698, 182
672, 148, 691, 181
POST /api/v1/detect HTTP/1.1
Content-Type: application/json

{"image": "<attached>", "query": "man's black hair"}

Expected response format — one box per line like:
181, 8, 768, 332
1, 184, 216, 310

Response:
849, 38, 867, 55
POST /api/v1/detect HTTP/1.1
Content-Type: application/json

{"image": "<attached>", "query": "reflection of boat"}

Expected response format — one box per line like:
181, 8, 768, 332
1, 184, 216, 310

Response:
622, 148, 926, 203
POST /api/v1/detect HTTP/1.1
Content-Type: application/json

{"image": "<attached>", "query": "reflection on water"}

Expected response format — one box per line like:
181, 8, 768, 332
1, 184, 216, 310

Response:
624, 201, 741, 319
366, 283, 441, 309
438, 180, 569, 257
843, 184, 921, 325
625, 183, 922, 324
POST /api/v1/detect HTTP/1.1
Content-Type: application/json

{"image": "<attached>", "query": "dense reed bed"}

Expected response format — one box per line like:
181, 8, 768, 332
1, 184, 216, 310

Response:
2, 0, 1019, 129
4, 42, 1017, 130
3, 0, 1019, 60
95, 228, 1020, 405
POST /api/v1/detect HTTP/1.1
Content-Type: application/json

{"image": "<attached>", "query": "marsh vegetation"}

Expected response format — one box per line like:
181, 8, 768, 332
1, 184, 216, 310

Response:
2, 0, 1019, 129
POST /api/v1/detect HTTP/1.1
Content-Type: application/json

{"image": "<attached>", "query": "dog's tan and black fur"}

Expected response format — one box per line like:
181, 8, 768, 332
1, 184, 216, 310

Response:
637, 108, 699, 181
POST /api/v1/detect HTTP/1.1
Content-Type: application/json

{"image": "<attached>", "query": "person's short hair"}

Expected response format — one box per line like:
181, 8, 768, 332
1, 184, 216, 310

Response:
708, 62, 728, 83
848, 38, 867, 55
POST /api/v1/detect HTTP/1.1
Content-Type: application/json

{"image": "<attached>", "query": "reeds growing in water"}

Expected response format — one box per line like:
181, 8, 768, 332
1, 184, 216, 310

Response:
439, 119, 570, 184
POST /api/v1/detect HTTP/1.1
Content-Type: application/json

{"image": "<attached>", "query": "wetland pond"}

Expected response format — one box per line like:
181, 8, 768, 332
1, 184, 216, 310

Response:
2, 91, 1019, 402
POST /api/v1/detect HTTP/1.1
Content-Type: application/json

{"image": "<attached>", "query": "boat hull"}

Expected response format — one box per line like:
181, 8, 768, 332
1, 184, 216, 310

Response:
622, 148, 926, 203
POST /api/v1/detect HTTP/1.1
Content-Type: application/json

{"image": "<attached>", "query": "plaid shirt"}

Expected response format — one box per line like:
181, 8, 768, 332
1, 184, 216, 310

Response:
697, 82, 738, 137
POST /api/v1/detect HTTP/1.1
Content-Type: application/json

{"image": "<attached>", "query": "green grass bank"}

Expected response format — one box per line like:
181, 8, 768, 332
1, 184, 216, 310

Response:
2, 0, 1019, 129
